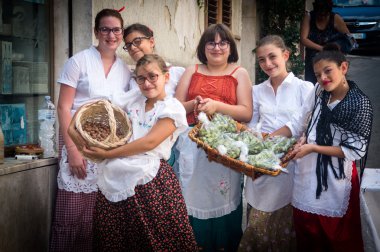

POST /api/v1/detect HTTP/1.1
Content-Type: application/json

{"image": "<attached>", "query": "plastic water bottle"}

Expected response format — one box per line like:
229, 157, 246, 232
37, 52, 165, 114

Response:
38, 96, 57, 158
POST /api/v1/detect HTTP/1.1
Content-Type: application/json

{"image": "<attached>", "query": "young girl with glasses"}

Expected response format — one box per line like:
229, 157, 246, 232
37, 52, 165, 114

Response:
175, 23, 253, 251
50, 9, 130, 252
123, 23, 185, 98
238, 35, 313, 252
123, 23, 186, 169
272, 43, 372, 251
68, 54, 197, 251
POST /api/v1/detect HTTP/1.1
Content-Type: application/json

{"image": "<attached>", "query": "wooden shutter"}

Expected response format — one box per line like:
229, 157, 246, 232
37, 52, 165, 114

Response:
206, 0, 232, 28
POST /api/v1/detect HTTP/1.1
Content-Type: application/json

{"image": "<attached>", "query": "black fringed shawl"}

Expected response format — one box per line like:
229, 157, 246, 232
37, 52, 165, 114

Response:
306, 80, 373, 199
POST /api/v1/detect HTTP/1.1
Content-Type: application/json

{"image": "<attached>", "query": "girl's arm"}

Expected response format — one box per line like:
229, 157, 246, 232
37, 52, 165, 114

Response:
175, 65, 199, 114
197, 67, 253, 122
82, 117, 176, 160
334, 14, 351, 34
300, 12, 323, 51
294, 144, 345, 159
58, 84, 87, 179
248, 85, 259, 128
271, 126, 345, 159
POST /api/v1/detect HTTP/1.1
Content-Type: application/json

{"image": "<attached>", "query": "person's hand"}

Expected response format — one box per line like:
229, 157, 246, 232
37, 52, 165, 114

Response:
82, 146, 109, 160
194, 95, 203, 105
67, 146, 87, 179
293, 143, 315, 160
197, 98, 217, 115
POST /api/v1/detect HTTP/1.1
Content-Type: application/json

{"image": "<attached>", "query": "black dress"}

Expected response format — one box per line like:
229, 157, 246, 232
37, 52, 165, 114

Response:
305, 11, 337, 84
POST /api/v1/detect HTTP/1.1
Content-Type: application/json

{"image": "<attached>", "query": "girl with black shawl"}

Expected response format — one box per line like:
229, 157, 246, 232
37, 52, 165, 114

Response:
272, 43, 373, 252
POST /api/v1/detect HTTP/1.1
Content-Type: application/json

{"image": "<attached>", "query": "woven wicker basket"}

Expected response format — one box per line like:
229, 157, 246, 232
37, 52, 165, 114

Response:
188, 121, 295, 178
74, 99, 132, 150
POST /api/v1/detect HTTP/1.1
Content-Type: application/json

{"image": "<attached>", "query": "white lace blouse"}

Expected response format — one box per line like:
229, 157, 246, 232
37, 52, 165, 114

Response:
97, 89, 188, 202
57, 46, 131, 193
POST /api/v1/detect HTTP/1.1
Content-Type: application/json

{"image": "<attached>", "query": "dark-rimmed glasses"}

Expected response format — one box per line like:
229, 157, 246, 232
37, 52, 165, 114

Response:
134, 73, 159, 85
123, 37, 150, 52
98, 27, 123, 35
205, 40, 230, 50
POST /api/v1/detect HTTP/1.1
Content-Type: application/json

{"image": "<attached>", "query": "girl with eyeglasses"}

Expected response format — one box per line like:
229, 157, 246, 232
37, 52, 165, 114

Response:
50, 9, 131, 252
175, 23, 253, 251
123, 23, 187, 170
68, 54, 197, 251
123, 23, 185, 98
238, 35, 313, 252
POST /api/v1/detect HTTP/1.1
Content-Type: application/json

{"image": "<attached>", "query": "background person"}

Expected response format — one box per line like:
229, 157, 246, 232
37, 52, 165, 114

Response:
300, 0, 350, 84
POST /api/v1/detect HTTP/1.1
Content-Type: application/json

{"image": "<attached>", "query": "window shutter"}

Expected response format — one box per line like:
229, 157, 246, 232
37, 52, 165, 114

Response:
206, 0, 232, 28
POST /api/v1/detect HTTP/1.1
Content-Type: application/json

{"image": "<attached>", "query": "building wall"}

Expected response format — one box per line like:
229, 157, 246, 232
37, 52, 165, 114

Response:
241, 0, 257, 83
53, 0, 258, 87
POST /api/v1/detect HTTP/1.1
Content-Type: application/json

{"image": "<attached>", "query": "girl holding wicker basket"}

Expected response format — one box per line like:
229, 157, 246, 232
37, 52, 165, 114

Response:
122, 23, 186, 168
238, 35, 313, 252
50, 8, 131, 252
69, 54, 197, 251
175, 23, 253, 251
272, 44, 373, 251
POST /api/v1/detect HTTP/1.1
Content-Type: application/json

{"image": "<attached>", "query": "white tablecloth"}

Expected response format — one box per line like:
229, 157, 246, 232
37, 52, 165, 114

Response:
360, 168, 380, 252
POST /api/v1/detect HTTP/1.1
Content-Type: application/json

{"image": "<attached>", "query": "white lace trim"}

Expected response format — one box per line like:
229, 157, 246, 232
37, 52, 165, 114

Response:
187, 196, 241, 220
57, 146, 98, 193
292, 162, 353, 217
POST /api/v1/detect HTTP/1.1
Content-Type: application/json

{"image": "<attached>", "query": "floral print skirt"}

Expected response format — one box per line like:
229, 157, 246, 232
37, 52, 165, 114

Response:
93, 160, 198, 252
238, 204, 296, 252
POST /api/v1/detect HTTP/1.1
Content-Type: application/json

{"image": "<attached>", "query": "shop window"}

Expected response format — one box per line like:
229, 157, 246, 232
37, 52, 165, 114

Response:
0, 0, 51, 150
206, 0, 232, 28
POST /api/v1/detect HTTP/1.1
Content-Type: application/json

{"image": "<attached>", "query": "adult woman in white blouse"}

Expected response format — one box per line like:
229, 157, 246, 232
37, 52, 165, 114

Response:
239, 35, 313, 252
50, 9, 130, 251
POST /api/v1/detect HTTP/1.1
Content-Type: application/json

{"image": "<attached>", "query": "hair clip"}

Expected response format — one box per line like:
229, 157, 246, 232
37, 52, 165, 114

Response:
117, 6, 125, 12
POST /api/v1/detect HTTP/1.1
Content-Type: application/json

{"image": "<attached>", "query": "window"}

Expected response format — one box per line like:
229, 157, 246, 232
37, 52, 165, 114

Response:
0, 0, 51, 149
206, 0, 232, 28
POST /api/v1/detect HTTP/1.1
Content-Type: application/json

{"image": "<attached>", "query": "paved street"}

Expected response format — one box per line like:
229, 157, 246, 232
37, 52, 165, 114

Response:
348, 48, 380, 168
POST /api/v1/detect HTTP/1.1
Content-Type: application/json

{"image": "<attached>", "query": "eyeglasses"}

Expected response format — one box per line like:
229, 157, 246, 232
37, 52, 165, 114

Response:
205, 40, 230, 50
134, 73, 160, 85
123, 37, 150, 52
98, 27, 123, 35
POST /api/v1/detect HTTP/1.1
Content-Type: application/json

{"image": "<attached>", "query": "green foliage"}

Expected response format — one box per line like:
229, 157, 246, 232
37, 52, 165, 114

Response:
255, 0, 306, 83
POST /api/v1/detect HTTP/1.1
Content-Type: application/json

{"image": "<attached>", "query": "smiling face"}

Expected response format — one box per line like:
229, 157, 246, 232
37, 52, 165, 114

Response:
124, 31, 155, 62
256, 44, 289, 79
94, 16, 123, 52
204, 34, 231, 66
313, 59, 348, 93
135, 62, 169, 102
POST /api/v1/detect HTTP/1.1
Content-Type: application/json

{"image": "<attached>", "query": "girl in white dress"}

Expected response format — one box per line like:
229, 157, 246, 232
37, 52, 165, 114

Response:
272, 44, 372, 251
239, 35, 313, 252
69, 54, 197, 251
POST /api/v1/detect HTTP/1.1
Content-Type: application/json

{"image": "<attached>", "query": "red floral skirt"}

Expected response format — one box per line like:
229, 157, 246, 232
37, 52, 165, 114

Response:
93, 160, 198, 252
